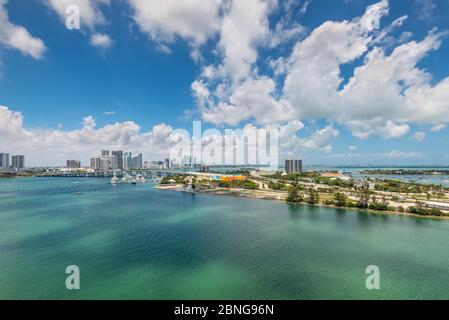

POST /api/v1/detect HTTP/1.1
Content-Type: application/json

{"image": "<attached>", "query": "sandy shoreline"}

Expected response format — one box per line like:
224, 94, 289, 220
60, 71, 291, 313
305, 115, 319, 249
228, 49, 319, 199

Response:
155, 184, 449, 221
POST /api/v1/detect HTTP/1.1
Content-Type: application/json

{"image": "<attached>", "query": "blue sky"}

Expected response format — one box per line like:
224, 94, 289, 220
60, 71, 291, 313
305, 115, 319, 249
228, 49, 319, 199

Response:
1, 0, 449, 166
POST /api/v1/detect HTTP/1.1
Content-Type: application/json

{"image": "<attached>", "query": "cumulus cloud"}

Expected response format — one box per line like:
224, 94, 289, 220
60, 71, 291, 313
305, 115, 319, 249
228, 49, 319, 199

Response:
46, 0, 113, 48
0, 105, 178, 166
90, 33, 113, 49
128, 0, 223, 48
192, 0, 449, 143
412, 131, 426, 142
45, 0, 109, 30
0, 0, 46, 59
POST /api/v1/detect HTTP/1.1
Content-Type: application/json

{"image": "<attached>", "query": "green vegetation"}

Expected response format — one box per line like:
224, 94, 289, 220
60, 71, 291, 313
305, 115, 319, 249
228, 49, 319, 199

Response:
333, 192, 347, 207
307, 188, 320, 205
286, 185, 305, 203
362, 169, 449, 175
374, 179, 447, 194
218, 180, 258, 190
160, 175, 187, 185
407, 201, 445, 216
268, 181, 287, 191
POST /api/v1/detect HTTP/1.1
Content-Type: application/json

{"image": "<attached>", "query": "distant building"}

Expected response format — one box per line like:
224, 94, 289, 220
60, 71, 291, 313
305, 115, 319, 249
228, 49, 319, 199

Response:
0, 153, 10, 169
66, 160, 81, 168
111, 151, 124, 170
123, 152, 132, 170
90, 155, 118, 171
320, 172, 351, 182
11, 155, 25, 169
131, 153, 143, 169
285, 159, 303, 174
165, 158, 171, 169
101, 150, 110, 156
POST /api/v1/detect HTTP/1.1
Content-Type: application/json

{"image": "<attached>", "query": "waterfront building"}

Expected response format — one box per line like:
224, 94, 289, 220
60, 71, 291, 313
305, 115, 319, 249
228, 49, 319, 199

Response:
112, 151, 124, 170
123, 152, 132, 169
11, 155, 25, 169
131, 153, 143, 169
90, 155, 118, 171
0, 153, 10, 169
66, 160, 81, 168
285, 159, 303, 174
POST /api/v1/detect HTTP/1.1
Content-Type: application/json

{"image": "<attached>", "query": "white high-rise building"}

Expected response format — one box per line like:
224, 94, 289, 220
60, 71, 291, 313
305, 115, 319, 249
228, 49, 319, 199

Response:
123, 152, 132, 169
90, 154, 118, 171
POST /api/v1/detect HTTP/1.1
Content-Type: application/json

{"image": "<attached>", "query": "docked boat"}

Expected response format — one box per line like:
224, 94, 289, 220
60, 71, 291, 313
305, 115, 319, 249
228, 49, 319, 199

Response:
122, 174, 133, 184
111, 175, 119, 185
136, 174, 145, 183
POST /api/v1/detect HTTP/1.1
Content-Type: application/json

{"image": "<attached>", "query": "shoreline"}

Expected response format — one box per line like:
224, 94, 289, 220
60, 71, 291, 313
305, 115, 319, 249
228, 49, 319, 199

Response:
155, 184, 449, 221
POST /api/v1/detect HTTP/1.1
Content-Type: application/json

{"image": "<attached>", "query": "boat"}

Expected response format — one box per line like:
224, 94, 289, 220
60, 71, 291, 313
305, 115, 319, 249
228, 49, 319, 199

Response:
111, 175, 119, 185
122, 174, 133, 184
136, 174, 145, 183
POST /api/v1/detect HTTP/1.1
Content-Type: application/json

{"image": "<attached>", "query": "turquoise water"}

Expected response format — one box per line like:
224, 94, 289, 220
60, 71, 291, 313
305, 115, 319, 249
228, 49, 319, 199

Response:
1, 177, 449, 300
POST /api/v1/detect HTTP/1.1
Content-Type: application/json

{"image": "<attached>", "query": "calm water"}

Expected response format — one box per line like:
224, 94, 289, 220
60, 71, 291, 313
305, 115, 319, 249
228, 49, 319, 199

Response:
1, 177, 449, 300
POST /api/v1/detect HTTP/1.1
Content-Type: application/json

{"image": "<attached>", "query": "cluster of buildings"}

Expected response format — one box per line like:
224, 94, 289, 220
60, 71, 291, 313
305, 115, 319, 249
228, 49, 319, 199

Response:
89, 150, 143, 171
0, 153, 25, 171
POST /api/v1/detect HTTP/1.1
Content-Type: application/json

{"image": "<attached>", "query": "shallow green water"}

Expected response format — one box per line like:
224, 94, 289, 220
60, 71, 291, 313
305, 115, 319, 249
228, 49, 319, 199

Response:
1, 177, 448, 299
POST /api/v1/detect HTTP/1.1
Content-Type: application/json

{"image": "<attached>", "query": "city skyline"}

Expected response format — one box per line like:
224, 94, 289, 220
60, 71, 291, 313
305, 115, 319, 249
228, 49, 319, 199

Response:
1, 0, 449, 166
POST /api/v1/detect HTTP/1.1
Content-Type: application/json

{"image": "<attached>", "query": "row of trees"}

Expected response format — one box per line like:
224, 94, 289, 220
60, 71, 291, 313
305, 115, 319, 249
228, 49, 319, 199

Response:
287, 185, 319, 204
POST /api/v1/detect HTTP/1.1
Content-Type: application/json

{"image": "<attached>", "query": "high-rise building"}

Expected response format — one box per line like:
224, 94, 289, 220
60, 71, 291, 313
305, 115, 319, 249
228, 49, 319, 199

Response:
285, 159, 303, 174
111, 151, 124, 170
11, 155, 25, 169
165, 158, 171, 169
0, 153, 10, 169
131, 153, 143, 169
123, 152, 132, 169
90, 154, 118, 171
66, 160, 81, 168
101, 150, 110, 156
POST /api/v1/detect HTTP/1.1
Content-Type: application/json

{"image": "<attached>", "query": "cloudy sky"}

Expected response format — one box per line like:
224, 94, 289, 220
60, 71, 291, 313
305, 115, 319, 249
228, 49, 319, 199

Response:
1, 0, 449, 166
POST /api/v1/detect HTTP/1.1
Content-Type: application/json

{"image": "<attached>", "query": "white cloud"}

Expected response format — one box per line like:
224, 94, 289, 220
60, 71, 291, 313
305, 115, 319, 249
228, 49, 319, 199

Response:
45, 0, 109, 30
194, 76, 295, 125
412, 131, 426, 142
430, 124, 447, 132
128, 0, 223, 48
348, 145, 357, 151
193, 0, 449, 141
0, 105, 179, 166
218, 0, 274, 82
0, 0, 46, 59
90, 33, 113, 49
103, 110, 116, 116
46, 0, 112, 49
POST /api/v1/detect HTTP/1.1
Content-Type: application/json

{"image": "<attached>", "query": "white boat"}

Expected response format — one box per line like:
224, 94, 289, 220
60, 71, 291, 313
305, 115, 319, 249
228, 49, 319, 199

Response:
122, 174, 133, 183
136, 174, 145, 183
111, 175, 119, 185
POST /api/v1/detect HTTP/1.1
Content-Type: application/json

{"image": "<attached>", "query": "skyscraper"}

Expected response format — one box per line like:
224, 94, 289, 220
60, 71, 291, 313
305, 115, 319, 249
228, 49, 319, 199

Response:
111, 151, 124, 170
11, 155, 25, 169
90, 154, 118, 171
123, 152, 132, 169
131, 153, 143, 169
101, 150, 110, 156
285, 159, 303, 174
0, 153, 10, 169
66, 160, 81, 168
